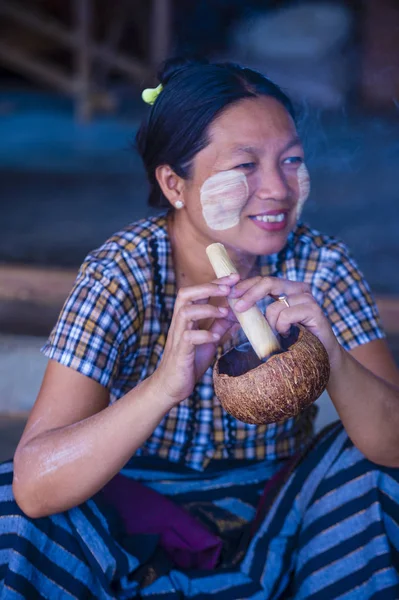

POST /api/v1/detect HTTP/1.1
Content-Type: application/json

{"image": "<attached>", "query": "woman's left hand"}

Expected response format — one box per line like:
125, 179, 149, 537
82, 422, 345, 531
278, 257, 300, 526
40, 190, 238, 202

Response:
230, 276, 343, 367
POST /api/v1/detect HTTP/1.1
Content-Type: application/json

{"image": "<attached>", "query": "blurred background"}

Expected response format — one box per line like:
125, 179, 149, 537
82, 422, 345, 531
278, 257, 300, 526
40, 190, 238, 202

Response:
0, 0, 398, 458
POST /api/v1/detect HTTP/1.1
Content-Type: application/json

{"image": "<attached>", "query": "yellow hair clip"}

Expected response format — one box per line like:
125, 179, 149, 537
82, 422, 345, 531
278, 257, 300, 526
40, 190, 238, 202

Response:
141, 84, 163, 106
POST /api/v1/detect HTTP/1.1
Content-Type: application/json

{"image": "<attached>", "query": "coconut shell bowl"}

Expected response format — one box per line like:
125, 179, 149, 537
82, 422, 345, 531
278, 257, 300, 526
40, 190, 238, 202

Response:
206, 243, 331, 425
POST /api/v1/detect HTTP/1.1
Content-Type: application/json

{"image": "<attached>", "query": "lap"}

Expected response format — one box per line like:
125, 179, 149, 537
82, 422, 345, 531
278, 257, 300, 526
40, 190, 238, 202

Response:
0, 424, 398, 599
286, 423, 399, 599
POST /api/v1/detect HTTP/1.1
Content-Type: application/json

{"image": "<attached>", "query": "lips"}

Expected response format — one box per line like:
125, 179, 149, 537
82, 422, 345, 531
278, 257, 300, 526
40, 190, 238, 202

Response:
248, 209, 289, 231
249, 209, 288, 222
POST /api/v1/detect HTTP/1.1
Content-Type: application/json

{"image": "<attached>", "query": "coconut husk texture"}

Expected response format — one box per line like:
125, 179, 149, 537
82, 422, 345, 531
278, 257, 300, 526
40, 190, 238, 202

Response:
213, 325, 330, 425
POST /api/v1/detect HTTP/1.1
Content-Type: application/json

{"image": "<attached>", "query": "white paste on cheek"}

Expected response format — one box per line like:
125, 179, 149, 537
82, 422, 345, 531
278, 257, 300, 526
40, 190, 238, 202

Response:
296, 163, 310, 219
200, 170, 249, 231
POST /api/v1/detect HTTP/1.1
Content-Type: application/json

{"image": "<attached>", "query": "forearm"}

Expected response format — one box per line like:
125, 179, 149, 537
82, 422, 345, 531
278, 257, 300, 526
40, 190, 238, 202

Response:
327, 347, 399, 467
13, 375, 173, 517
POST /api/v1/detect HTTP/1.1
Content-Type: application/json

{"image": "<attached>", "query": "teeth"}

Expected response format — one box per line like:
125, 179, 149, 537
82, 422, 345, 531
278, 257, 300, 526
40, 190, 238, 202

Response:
254, 213, 285, 223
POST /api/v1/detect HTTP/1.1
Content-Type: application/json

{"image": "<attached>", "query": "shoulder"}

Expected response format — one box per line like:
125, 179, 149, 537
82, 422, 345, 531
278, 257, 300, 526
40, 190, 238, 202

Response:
291, 222, 351, 263
287, 222, 366, 293
290, 222, 357, 277
78, 213, 169, 294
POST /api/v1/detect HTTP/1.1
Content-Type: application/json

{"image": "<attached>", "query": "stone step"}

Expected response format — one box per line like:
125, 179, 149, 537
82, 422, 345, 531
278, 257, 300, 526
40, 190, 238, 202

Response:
0, 414, 28, 463
0, 334, 47, 414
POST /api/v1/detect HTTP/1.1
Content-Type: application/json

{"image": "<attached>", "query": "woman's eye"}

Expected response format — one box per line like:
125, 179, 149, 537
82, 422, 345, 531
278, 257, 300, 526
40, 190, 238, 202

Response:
235, 162, 256, 170
283, 156, 303, 166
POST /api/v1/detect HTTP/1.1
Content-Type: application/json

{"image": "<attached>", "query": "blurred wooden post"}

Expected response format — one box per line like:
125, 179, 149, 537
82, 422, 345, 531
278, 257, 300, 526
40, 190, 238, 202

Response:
74, 0, 91, 121
360, 0, 399, 109
0, 0, 156, 121
95, 0, 129, 87
150, 0, 172, 68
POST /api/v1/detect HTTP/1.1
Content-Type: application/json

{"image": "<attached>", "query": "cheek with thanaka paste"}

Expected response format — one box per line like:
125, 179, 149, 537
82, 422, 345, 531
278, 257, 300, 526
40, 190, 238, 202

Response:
200, 170, 249, 231
296, 163, 310, 220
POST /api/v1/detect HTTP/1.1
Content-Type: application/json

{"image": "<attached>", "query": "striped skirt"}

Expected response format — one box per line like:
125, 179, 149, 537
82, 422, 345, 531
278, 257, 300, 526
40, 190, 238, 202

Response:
0, 421, 398, 599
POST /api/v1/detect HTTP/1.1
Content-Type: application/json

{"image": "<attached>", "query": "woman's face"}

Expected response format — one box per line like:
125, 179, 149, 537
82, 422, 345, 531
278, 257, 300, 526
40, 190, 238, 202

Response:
180, 95, 309, 256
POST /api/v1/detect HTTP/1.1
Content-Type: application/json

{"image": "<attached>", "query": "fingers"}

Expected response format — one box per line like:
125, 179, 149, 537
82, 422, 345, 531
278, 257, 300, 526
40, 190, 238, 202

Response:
208, 315, 238, 340
211, 273, 240, 286
183, 329, 222, 345
265, 292, 324, 335
171, 303, 229, 348
174, 275, 238, 310
179, 303, 229, 323
230, 277, 311, 311
182, 318, 237, 345
166, 275, 240, 356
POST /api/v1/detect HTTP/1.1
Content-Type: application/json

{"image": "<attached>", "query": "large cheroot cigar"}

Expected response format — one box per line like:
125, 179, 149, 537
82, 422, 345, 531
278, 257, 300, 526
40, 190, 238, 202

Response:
206, 243, 281, 359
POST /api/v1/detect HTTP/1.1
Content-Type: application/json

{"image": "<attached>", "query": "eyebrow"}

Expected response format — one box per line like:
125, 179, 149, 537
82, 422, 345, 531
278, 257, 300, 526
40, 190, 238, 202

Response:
230, 136, 303, 156
282, 136, 303, 152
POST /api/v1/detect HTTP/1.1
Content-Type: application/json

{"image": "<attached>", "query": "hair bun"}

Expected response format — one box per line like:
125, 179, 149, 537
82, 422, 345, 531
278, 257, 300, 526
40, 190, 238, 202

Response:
157, 56, 209, 85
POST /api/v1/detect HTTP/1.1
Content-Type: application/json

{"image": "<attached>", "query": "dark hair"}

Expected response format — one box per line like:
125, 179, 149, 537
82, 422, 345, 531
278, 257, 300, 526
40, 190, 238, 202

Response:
136, 57, 296, 208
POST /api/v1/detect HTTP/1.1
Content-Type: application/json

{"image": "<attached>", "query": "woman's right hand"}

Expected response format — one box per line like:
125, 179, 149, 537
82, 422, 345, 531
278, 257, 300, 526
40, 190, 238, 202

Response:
152, 273, 239, 407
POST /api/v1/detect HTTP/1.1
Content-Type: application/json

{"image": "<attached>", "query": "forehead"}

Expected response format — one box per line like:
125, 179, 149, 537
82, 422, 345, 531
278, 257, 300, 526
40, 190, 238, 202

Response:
207, 96, 298, 154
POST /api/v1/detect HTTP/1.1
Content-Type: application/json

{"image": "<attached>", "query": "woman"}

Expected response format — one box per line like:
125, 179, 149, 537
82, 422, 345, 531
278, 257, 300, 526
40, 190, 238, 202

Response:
1, 58, 398, 599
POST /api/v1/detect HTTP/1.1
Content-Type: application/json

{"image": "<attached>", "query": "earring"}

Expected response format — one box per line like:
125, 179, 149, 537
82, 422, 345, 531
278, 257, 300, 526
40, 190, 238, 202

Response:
175, 200, 184, 209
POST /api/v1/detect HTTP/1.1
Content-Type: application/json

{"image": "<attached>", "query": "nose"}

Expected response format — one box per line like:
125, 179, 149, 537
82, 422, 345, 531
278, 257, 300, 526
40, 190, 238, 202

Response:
257, 163, 289, 202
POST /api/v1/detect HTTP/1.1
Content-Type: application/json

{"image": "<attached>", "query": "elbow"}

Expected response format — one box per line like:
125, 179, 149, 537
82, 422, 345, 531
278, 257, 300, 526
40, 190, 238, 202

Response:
12, 478, 44, 519
363, 452, 399, 469
13, 450, 49, 519
354, 436, 399, 469
12, 480, 44, 519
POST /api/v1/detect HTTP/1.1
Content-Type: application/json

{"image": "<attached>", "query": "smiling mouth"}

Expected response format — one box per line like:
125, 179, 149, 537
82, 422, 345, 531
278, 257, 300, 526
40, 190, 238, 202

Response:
249, 213, 286, 223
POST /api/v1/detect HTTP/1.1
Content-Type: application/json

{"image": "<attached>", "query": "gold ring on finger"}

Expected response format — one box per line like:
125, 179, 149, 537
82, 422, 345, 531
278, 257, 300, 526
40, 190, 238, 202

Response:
278, 294, 290, 308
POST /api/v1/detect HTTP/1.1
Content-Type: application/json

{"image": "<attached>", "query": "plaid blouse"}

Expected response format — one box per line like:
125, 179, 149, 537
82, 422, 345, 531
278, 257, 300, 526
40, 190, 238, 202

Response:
42, 213, 385, 471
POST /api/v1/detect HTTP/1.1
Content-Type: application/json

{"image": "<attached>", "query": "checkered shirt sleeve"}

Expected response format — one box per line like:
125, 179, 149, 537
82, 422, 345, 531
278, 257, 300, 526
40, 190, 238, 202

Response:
42, 260, 137, 389
313, 241, 385, 350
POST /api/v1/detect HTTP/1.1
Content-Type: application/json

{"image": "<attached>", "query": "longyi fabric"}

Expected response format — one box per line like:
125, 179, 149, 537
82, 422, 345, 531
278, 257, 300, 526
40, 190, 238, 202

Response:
0, 423, 398, 598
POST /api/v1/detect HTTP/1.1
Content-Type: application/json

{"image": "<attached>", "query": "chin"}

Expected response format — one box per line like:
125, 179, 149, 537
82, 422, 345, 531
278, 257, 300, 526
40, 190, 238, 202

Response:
228, 223, 291, 256
220, 236, 286, 259
251, 237, 288, 256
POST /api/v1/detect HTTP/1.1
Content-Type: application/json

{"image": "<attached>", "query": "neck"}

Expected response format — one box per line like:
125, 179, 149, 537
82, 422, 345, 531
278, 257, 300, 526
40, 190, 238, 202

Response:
167, 210, 257, 288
